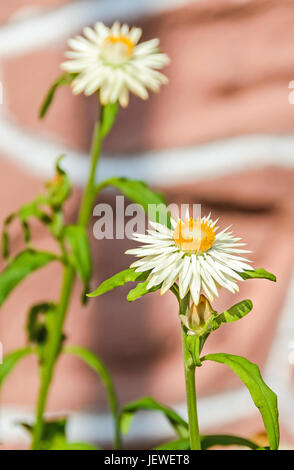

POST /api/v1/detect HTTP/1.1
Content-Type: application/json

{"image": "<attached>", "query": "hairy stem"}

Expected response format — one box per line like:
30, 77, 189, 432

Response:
32, 105, 121, 450
180, 296, 201, 450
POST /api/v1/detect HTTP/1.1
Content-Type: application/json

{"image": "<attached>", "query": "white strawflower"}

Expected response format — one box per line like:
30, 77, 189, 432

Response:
126, 214, 253, 305
61, 21, 170, 107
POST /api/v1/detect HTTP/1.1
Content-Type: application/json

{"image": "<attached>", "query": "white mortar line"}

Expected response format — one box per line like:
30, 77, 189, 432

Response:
1, 118, 294, 187
0, 0, 192, 58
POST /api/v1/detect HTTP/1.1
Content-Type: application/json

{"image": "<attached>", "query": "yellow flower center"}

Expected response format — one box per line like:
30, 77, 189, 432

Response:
101, 35, 134, 65
173, 218, 215, 254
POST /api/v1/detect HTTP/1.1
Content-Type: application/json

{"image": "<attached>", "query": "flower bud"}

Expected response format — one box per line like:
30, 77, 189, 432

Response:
180, 295, 215, 335
189, 295, 214, 329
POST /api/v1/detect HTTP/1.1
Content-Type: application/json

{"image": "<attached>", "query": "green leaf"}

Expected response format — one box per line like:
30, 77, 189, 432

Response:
187, 335, 201, 367
63, 345, 121, 449
18, 200, 51, 226
198, 300, 253, 352
0, 250, 57, 307
22, 419, 100, 450
87, 268, 148, 297
50, 440, 100, 450
239, 269, 276, 282
39, 73, 77, 119
25, 302, 61, 365
26, 302, 57, 345
127, 280, 161, 302
0, 347, 34, 387
202, 353, 279, 450
156, 434, 260, 450
120, 397, 188, 439
2, 229, 10, 259
22, 419, 67, 450
46, 156, 71, 210
2, 203, 51, 257
100, 102, 119, 138
200, 434, 259, 450
64, 225, 92, 299
103, 177, 170, 226
211, 299, 253, 331
154, 438, 190, 450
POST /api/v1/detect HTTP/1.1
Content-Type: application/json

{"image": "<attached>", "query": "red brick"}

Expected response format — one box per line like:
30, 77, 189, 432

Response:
2, 0, 294, 153
0, 1, 72, 25
1, 159, 294, 414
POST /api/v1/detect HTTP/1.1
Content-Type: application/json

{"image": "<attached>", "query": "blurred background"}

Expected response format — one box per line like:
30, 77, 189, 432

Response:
1, 0, 294, 450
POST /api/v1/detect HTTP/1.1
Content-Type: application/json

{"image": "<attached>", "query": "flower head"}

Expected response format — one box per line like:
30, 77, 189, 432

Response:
126, 213, 253, 305
61, 21, 170, 107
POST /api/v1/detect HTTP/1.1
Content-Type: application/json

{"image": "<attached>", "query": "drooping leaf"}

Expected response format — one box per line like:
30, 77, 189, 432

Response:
26, 302, 57, 345
2, 202, 51, 257
25, 302, 60, 364
39, 73, 77, 119
0, 250, 57, 307
24, 419, 100, 450
154, 438, 190, 450
103, 177, 170, 226
18, 200, 51, 226
202, 353, 279, 450
200, 434, 259, 450
63, 345, 121, 449
22, 419, 68, 450
156, 434, 260, 450
64, 225, 92, 299
0, 347, 35, 387
1, 157, 70, 258
46, 156, 71, 210
87, 268, 149, 298
239, 269, 276, 282
120, 397, 188, 439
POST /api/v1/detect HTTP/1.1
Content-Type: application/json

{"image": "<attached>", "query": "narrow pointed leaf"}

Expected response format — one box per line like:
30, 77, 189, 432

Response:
0, 347, 35, 387
87, 268, 149, 297
211, 299, 253, 331
239, 269, 276, 282
64, 225, 92, 297
46, 155, 71, 209
202, 353, 279, 450
39, 73, 76, 119
127, 280, 161, 302
100, 102, 119, 138
63, 345, 121, 449
0, 250, 57, 306
50, 440, 100, 450
120, 397, 188, 439
200, 434, 259, 450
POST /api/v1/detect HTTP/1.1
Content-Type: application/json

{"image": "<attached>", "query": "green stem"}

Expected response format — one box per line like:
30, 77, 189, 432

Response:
78, 119, 102, 227
180, 297, 201, 450
32, 266, 74, 449
32, 105, 121, 450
